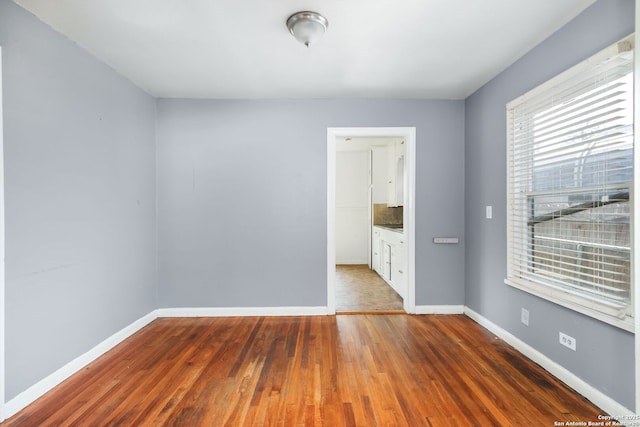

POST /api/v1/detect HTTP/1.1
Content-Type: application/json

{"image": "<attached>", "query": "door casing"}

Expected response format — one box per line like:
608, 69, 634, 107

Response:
327, 127, 416, 314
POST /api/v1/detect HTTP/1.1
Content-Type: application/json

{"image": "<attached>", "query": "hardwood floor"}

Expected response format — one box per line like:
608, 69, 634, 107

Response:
3, 315, 605, 426
335, 265, 404, 312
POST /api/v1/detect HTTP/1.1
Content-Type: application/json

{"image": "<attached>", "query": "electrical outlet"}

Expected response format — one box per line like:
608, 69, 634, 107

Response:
521, 308, 529, 326
559, 332, 577, 351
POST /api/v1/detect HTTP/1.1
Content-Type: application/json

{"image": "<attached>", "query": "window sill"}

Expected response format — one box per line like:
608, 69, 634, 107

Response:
504, 278, 634, 333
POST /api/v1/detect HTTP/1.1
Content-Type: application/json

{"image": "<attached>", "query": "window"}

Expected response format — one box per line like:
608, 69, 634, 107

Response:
506, 35, 634, 331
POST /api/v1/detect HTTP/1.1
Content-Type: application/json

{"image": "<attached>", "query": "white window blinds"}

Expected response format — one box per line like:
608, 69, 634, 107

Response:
506, 35, 634, 328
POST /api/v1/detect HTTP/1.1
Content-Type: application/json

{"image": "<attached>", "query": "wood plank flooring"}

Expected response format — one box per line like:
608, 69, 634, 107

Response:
335, 265, 404, 312
2, 315, 605, 426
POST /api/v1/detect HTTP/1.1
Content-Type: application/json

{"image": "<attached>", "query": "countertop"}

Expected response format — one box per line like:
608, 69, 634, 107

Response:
374, 224, 404, 233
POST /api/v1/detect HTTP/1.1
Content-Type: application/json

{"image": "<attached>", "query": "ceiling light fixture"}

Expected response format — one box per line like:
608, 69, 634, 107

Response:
286, 11, 328, 47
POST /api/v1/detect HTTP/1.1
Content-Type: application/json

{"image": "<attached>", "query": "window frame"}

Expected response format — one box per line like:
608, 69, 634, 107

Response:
505, 34, 635, 333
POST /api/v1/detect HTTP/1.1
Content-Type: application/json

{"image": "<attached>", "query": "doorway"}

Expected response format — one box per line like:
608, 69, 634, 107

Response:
334, 265, 403, 312
327, 127, 416, 315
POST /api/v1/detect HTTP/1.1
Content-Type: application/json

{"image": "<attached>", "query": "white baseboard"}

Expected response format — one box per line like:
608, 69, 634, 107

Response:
3, 310, 158, 421
463, 307, 634, 418
157, 306, 330, 317
415, 305, 464, 314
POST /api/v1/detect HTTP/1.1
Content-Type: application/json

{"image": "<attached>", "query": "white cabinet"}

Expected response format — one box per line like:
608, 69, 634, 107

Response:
371, 146, 389, 204
395, 154, 404, 206
382, 242, 392, 280
372, 226, 407, 299
386, 141, 405, 207
372, 228, 381, 273
391, 237, 406, 293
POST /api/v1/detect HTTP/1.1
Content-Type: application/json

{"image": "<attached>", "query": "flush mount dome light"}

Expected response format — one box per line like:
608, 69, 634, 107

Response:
286, 11, 328, 47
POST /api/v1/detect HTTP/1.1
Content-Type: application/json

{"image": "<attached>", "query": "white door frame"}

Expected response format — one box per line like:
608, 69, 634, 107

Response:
327, 127, 416, 314
634, 2, 639, 414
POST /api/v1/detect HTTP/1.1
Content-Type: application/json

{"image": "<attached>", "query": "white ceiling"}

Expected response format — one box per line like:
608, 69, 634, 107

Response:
15, 0, 596, 99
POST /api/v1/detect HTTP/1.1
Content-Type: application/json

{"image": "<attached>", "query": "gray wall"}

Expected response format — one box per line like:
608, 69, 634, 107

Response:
464, 0, 635, 410
156, 99, 465, 308
1, 2, 157, 400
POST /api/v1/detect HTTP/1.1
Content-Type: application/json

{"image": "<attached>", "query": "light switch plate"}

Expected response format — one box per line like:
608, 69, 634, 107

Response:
521, 308, 529, 326
486, 206, 493, 219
